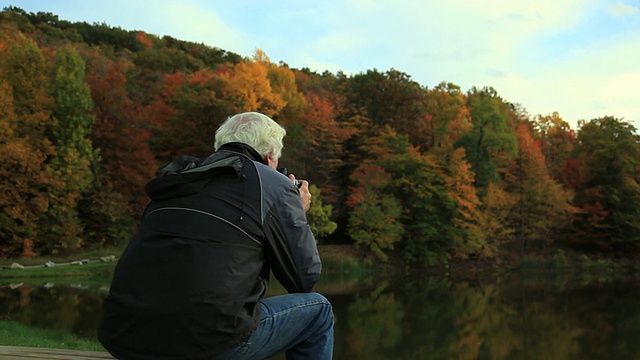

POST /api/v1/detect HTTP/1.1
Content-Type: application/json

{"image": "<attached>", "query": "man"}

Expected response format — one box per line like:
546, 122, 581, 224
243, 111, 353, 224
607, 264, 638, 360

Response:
98, 112, 334, 359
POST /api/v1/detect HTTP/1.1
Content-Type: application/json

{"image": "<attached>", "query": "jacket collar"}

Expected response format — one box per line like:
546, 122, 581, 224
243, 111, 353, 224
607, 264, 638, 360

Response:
217, 142, 265, 164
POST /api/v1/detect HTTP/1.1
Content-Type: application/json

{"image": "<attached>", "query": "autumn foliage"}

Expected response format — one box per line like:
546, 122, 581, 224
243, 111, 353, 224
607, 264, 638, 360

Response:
1, 7, 639, 263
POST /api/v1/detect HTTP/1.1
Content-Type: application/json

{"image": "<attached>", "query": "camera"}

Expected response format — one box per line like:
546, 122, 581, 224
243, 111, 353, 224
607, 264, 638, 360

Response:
277, 167, 303, 188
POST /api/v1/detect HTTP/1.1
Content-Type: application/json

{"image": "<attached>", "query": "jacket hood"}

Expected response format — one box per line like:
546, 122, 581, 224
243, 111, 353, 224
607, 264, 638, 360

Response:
145, 143, 263, 201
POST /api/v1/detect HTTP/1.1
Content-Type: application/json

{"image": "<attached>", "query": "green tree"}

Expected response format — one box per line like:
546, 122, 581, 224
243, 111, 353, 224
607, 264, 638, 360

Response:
362, 128, 456, 264
342, 69, 427, 147
337, 69, 430, 243
456, 87, 517, 190
347, 164, 404, 261
153, 69, 233, 158
384, 146, 455, 265
568, 116, 640, 251
131, 45, 205, 104
306, 184, 337, 240
532, 112, 575, 181
77, 177, 136, 248
40, 44, 98, 252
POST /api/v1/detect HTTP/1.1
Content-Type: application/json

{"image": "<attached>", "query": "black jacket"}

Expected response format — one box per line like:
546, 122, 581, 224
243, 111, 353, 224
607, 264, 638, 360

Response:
98, 143, 321, 360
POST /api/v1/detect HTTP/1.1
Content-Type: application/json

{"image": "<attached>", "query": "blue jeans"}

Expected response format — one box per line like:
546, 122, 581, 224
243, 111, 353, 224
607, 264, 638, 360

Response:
215, 292, 334, 360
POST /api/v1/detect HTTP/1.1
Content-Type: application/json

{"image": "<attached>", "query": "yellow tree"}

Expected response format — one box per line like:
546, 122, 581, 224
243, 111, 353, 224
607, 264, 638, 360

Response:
0, 33, 56, 256
424, 82, 471, 155
443, 147, 488, 259
504, 124, 572, 255
224, 50, 286, 116
533, 112, 575, 180
3, 34, 55, 156
263, 51, 307, 122
476, 183, 517, 258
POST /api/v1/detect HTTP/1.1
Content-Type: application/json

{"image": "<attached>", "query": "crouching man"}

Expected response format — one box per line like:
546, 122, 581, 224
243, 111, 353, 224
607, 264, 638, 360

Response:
98, 112, 334, 359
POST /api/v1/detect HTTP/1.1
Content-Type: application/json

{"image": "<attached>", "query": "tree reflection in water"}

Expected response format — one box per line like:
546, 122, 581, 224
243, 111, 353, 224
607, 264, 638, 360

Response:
1, 273, 639, 359
0, 282, 107, 339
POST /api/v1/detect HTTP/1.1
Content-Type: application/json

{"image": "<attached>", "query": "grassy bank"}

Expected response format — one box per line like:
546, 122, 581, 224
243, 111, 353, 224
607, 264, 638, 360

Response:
0, 248, 121, 282
0, 245, 368, 281
3, 244, 637, 283
0, 262, 115, 285
0, 321, 105, 351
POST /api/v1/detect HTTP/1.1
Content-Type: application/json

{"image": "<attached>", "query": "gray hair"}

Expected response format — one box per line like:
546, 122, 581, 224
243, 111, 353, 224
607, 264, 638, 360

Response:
214, 112, 286, 159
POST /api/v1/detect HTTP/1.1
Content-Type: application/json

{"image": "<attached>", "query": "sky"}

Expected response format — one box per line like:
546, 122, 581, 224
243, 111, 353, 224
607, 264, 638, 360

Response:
5, 0, 640, 129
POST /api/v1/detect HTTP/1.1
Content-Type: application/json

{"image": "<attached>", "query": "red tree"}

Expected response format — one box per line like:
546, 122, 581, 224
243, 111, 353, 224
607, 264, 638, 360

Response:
85, 56, 157, 216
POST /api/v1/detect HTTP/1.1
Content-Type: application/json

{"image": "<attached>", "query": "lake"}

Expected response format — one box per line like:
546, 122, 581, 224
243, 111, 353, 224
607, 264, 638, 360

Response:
1, 267, 639, 359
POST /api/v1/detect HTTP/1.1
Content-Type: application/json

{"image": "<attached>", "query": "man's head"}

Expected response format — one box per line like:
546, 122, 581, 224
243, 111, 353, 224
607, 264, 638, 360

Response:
214, 112, 286, 168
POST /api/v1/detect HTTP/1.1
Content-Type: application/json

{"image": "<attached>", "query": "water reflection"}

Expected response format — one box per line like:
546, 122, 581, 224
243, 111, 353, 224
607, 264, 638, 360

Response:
1, 273, 639, 359
0, 282, 108, 339
340, 275, 640, 360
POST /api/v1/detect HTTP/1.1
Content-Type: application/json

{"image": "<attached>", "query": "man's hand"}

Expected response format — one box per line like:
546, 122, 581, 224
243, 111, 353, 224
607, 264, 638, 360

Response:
288, 174, 311, 212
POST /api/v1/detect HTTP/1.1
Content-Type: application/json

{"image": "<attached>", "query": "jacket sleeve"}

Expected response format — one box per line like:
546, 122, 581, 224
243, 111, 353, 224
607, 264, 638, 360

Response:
263, 184, 321, 293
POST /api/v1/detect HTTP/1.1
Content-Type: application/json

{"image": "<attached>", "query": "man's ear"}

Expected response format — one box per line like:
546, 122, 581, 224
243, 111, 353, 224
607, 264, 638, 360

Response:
264, 151, 277, 168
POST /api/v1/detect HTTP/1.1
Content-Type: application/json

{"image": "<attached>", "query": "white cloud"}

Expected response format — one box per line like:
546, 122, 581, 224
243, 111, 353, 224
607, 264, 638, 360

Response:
610, 1, 639, 16
493, 27, 640, 125
154, 2, 250, 53
295, 1, 596, 79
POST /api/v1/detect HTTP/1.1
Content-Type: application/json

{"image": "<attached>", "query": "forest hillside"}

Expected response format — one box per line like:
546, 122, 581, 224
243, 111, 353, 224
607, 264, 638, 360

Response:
1, 7, 639, 266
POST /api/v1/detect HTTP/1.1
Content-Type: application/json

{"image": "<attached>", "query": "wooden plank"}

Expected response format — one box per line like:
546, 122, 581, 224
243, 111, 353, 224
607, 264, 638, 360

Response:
0, 345, 115, 359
